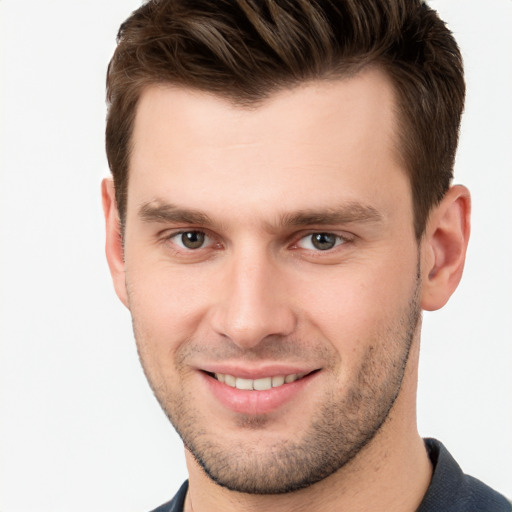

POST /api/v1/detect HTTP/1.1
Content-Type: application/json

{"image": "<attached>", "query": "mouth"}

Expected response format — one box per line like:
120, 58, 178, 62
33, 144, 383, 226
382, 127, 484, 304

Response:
201, 368, 320, 415
205, 370, 318, 391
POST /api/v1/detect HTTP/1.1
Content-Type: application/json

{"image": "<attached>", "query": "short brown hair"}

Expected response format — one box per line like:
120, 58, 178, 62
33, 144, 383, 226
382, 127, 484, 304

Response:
106, 0, 464, 239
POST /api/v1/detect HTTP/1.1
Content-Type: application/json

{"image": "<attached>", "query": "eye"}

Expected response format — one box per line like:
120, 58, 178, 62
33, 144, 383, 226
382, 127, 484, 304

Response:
169, 231, 211, 250
296, 232, 346, 251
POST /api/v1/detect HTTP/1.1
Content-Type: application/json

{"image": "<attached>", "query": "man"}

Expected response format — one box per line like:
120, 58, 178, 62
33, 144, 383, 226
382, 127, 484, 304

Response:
101, 1, 510, 511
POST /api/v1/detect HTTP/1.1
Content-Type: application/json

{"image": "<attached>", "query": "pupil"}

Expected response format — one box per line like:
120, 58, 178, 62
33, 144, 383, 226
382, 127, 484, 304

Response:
312, 233, 336, 250
182, 231, 205, 249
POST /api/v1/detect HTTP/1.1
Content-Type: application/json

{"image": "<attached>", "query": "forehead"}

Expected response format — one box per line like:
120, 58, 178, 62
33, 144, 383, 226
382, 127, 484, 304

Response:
128, 68, 409, 225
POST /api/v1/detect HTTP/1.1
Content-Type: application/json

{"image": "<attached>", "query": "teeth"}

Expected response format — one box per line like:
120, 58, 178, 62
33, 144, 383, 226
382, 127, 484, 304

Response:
214, 372, 307, 390
253, 377, 272, 391
224, 374, 236, 387
271, 375, 285, 387
235, 378, 253, 390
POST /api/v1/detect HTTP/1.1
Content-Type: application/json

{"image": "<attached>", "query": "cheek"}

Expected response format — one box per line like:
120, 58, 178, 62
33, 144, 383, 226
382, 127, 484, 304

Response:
293, 254, 418, 350
125, 258, 214, 353
125, 265, 213, 398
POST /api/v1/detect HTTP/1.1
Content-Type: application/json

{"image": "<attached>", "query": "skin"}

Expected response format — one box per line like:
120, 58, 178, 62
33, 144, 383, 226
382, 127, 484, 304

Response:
103, 67, 471, 512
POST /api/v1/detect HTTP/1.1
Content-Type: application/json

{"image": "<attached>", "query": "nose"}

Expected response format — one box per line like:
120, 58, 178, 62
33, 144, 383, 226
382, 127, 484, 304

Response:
209, 248, 296, 349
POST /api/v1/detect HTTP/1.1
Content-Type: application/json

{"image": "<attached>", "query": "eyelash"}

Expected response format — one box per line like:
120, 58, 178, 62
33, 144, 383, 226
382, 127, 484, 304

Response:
166, 230, 216, 250
163, 230, 352, 253
294, 232, 348, 251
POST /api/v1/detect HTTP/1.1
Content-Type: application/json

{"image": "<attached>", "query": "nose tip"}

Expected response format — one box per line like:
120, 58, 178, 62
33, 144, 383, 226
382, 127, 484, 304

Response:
209, 258, 296, 349
213, 309, 295, 349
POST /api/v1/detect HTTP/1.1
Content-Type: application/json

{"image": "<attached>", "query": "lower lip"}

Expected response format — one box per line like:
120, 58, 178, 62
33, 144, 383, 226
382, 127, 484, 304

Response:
202, 372, 317, 415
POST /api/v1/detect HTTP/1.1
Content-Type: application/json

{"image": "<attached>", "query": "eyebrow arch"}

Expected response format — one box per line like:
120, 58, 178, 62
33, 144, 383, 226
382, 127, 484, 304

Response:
279, 203, 383, 227
138, 199, 383, 231
138, 201, 214, 226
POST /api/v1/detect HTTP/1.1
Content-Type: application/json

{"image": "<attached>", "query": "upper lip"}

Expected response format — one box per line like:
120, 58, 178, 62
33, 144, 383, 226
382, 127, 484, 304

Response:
198, 363, 320, 379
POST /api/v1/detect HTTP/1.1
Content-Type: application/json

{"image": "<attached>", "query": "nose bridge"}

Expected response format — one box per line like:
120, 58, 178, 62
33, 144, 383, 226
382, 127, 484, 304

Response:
210, 243, 295, 348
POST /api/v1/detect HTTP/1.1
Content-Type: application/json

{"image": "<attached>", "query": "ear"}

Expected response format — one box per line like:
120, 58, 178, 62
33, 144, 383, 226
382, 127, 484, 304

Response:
420, 185, 471, 311
101, 178, 129, 308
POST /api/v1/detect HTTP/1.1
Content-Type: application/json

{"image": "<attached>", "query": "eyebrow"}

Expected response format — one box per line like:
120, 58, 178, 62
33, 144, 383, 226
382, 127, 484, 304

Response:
138, 201, 214, 226
138, 199, 383, 229
279, 203, 383, 227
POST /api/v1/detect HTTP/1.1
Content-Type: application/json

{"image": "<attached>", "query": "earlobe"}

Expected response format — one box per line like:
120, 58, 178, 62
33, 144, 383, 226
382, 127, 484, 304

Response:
420, 185, 471, 311
101, 178, 129, 308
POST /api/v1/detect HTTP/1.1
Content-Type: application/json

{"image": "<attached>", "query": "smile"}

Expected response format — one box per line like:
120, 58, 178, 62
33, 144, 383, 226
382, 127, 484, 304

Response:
203, 369, 320, 414
214, 372, 308, 391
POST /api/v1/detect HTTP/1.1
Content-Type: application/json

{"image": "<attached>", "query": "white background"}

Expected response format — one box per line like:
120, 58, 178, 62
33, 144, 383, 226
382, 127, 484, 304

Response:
0, 1, 511, 510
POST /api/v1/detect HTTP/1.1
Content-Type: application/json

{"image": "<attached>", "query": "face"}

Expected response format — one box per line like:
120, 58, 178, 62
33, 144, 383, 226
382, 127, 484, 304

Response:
118, 69, 422, 493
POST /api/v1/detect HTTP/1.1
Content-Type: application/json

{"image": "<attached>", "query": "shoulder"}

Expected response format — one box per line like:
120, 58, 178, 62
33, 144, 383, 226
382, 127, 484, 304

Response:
148, 481, 189, 512
418, 438, 511, 512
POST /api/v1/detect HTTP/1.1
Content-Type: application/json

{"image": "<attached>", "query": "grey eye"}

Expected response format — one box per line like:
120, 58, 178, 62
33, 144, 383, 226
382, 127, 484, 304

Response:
296, 232, 344, 251
311, 233, 337, 250
178, 231, 207, 249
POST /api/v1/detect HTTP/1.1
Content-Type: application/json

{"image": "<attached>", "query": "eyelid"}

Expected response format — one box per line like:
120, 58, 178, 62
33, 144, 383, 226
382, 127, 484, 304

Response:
292, 231, 352, 251
164, 229, 215, 250
159, 228, 352, 253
